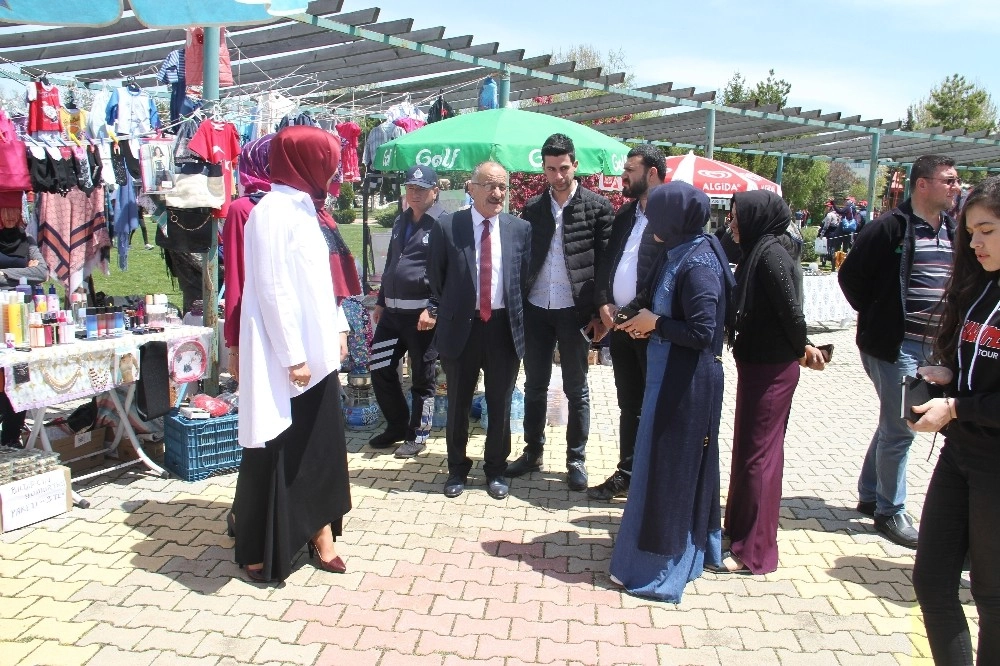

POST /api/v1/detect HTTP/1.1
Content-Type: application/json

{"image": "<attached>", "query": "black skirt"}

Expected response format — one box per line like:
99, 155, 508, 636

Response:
233, 371, 352, 582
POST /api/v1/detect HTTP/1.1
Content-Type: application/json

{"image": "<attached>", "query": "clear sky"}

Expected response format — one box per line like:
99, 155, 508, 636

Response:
373, 0, 1000, 125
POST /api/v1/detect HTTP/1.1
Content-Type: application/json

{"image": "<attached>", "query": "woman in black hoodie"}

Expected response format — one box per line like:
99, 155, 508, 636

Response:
911, 177, 1000, 665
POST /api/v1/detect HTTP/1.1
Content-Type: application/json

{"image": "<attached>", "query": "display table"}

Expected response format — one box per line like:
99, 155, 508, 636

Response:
1, 326, 213, 499
802, 274, 855, 326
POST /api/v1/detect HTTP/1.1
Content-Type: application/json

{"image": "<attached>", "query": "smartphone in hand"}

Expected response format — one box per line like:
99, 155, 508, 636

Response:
614, 306, 640, 326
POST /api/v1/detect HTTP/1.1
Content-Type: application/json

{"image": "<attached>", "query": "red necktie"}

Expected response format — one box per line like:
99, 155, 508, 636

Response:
479, 220, 492, 322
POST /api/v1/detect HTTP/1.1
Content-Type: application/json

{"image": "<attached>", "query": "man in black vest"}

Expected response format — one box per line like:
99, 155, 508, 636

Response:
369, 165, 445, 458
505, 133, 614, 490
589, 144, 666, 500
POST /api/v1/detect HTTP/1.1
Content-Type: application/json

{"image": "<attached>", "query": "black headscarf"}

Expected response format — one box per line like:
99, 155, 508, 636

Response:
644, 181, 710, 250
729, 190, 792, 347
0, 225, 29, 261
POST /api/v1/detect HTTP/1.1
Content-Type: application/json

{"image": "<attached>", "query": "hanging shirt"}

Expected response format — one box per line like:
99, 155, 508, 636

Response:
186, 119, 241, 219
336, 121, 362, 183
528, 185, 577, 310
87, 89, 113, 141
362, 121, 404, 168
156, 49, 183, 85
26, 82, 62, 134
478, 77, 498, 110
185, 28, 234, 87
59, 108, 88, 141
105, 87, 160, 138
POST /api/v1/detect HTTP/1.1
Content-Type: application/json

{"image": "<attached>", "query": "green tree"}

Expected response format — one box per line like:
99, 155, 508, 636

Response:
827, 162, 858, 198
721, 69, 791, 107
717, 69, 825, 211
907, 74, 998, 133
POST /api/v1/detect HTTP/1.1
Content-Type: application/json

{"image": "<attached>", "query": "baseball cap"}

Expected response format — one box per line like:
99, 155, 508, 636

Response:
403, 165, 438, 189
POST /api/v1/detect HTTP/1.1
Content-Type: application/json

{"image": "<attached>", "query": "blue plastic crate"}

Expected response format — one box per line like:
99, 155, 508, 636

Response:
163, 410, 242, 481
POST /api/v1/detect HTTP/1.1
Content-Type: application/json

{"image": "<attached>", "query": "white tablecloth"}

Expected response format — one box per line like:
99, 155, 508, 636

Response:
1, 326, 213, 412
802, 274, 855, 325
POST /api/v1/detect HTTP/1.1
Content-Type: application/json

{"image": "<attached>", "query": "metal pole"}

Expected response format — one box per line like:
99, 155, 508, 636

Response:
904, 163, 913, 200
202, 27, 221, 394
866, 133, 881, 217
498, 68, 510, 108
775, 154, 785, 186
705, 108, 716, 159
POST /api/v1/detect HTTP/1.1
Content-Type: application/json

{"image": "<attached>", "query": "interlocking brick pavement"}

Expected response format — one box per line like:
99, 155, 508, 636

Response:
0, 326, 978, 665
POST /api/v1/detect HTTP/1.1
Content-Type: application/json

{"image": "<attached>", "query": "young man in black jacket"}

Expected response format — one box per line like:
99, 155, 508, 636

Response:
505, 134, 614, 490
588, 144, 666, 500
369, 165, 445, 458
838, 154, 960, 549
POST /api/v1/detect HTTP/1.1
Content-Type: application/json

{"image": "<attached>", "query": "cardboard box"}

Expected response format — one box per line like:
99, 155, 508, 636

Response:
0, 466, 72, 533
114, 438, 165, 462
49, 428, 107, 475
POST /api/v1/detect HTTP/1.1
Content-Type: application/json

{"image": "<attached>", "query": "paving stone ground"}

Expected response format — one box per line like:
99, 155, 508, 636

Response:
0, 325, 978, 665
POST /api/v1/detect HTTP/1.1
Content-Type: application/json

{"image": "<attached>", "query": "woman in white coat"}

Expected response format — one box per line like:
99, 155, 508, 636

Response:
233, 125, 352, 583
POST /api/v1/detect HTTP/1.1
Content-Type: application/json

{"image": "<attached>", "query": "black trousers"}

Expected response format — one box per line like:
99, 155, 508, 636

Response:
440, 310, 519, 479
370, 310, 438, 443
609, 329, 648, 475
914, 438, 1000, 665
0, 392, 25, 447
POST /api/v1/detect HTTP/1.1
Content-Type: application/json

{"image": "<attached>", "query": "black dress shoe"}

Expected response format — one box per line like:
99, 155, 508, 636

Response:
443, 475, 467, 498
856, 500, 876, 517
369, 429, 405, 449
486, 476, 509, 500
874, 513, 918, 549
505, 453, 542, 478
587, 470, 629, 500
567, 460, 588, 491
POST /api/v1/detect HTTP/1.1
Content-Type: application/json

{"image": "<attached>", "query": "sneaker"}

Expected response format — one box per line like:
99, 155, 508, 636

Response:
587, 470, 630, 501
567, 460, 588, 491
145, 244, 154, 250
369, 429, 405, 449
394, 440, 426, 458
505, 452, 542, 478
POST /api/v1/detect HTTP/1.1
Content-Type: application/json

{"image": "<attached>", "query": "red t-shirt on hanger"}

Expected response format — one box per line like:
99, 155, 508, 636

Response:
186, 119, 241, 219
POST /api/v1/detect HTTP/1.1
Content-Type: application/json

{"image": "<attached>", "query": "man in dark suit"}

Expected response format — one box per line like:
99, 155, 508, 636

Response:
589, 144, 666, 500
425, 161, 531, 500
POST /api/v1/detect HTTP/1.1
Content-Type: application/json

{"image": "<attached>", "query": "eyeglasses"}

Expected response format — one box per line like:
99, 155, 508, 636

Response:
927, 177, 961, 186
473, 181, 508, 193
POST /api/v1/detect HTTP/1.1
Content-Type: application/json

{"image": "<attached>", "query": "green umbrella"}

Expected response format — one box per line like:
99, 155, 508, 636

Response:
372, 108, 630, 175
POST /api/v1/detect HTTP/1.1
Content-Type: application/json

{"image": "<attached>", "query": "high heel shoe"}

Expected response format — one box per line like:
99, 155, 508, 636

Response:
226, 511, 236, 538
307, 541, 346, 574
242, 565, 269, 583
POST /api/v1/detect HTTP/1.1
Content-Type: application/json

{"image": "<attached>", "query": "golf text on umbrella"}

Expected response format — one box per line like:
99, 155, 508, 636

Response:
415, 148, 462, 170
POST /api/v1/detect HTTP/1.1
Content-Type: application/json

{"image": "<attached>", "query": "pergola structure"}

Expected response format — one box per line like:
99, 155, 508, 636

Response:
6, 1, 1000, 211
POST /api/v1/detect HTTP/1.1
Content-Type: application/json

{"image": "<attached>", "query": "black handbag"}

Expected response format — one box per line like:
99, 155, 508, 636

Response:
155, 207, 215, 253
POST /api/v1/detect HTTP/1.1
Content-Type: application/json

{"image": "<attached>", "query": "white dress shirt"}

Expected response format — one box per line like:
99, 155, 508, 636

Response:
239, 184, 349, 448
612, 203, 648, 307
528, 184, 577, 309
472, 207, 505, 309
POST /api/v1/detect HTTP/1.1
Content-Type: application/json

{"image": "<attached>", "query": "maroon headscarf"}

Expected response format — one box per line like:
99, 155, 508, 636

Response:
268, 126, 361, 299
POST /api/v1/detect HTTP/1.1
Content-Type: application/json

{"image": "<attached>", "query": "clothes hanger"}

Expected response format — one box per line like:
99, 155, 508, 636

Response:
126, 76, 141, 93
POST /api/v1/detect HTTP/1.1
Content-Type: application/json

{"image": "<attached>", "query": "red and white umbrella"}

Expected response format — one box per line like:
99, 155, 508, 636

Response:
663, 151, 781, 197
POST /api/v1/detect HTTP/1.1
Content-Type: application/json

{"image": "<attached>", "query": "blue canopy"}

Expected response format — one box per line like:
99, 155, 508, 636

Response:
0, 0, 312, 28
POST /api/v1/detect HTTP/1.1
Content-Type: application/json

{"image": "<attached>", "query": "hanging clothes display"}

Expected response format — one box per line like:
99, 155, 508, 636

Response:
26, 80, 63, 136
157, 49, 188, 128
106, 86, 160, 138
37, 186, 110, 293
186, 118, 241, 218
478, 76, 499, 110
427, 96, 455, 123
0, 110, 31, 203
383, 100, 426, 124
277, 110, 318, 129
185, 28, 234, 87
362, 120, 404, 168
336, 121, 362, 183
